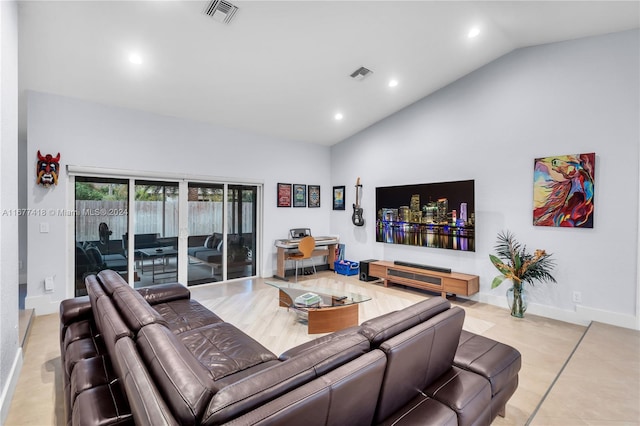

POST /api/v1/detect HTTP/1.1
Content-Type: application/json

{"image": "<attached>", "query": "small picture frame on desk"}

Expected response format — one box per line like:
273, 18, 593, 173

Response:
293, 184, 306, 207
277, 183, 292, 207
308, 185, 320, 208
333, 186, 345, 210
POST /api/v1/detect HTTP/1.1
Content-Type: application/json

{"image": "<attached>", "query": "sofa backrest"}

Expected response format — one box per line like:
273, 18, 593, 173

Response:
359, 297, 451, 346
136, 323, 217, 424
224, 349, 387, 426
85, 274, 108, 331
201, 333, 371, 425
97, 269, 130, 295
112, 287, 169, 333
114, 337, 179, 426
374, 306, 465, 423
122, 232, 160, 250
95, 296, 133, 374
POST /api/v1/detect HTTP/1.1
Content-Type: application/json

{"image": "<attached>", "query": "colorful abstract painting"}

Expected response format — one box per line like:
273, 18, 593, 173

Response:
533, 153, 595, 228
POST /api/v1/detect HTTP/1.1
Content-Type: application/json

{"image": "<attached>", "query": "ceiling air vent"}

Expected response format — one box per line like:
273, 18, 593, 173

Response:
204, 0, 239, 24
350, 66, 373, 81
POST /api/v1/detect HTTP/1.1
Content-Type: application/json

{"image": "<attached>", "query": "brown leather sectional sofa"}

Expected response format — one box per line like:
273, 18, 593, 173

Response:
60, 269, 521, 425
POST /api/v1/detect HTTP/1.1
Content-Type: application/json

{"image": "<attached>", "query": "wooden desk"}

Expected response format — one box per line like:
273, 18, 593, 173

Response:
274, 237, 338, 280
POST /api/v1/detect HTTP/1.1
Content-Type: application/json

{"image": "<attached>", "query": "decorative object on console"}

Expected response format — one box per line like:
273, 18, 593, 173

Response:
308, 185, 320, 207
489, 230, 557, 318
533, 152, 595, 228
293, 184, 307, 207
376, 180, 475, 251
352, 177, 364, 226
277, 183, 292, 207
332, 185, 345, 210
36, 150, 61, 187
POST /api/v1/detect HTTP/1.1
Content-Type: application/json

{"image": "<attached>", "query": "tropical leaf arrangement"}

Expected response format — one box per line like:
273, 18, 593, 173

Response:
489, 230, 557, 289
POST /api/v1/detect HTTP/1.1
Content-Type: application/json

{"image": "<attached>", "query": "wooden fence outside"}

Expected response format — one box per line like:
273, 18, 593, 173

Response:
75, 200, 253, 242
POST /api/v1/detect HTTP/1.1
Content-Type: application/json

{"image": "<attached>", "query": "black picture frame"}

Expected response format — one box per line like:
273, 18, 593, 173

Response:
308, 185, 320, 208
293, 184, 306, 207
333, 186, 345, 210
277, 183, 292, 207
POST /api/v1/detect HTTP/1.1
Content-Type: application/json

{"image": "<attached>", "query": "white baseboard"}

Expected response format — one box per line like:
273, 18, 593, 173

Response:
0, 348, 24, 425
24, 294, 61, 316
474, 292, 639, 330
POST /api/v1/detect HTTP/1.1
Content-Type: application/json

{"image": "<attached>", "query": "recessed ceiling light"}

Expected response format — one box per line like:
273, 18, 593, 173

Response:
468, 27, 480, 38
334, 113, 343, 121
388, 79, 399, 88
128, 52, 143, 65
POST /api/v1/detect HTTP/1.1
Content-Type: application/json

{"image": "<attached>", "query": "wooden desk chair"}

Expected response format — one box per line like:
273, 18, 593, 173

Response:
289, 236, 316, 282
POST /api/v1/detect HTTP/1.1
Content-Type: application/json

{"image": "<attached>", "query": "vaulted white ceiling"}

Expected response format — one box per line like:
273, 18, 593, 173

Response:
18, 1, 639, 145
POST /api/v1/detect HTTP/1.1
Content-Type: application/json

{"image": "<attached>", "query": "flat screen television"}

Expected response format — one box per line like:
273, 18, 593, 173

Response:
375, 180, 475, 252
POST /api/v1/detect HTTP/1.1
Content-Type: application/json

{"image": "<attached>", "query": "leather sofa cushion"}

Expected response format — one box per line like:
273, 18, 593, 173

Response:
360, 298, 451, 346
425, 366, 492, 426
69, 355, 117, 408
377, 395, 458, 426
72, 382, 133, 426
202, 333, 370, 425
454, 330, 522, 396
136, 323, 216, 424
64, 335, 106, 377
114, 337, 179, 426
136, 282, 191, 305
178, 322, 277, 380
154, 299, 224, 334
374, 307, 465, 423
112, 287, 168, 332
62, 318, 99, 354
223, 349, 387, 426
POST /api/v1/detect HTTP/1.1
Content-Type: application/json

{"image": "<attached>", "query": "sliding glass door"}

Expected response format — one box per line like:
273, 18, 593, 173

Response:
187, 183, 224, 285
227, 185, 257, 280
132, 181, 180, 287
73, 173, 260, 295
74, 177, 129, 296
186, 183, 258, 285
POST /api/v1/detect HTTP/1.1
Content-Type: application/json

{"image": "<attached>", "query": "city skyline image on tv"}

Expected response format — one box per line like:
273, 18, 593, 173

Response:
375, 179, 475, 252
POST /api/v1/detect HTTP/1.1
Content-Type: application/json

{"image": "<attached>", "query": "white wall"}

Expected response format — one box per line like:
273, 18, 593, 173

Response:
0, 0, 22, 422
330, 30, 640, 329
25, 93, 332, 314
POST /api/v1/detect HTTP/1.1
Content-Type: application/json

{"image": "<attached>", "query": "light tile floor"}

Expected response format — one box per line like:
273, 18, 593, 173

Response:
5, 273, 640, 425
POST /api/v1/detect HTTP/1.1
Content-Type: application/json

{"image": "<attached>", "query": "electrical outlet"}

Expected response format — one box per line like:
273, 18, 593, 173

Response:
572, 291, 582, 304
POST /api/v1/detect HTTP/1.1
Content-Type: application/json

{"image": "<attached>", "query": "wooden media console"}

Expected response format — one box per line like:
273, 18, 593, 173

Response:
368, 260, 479, 298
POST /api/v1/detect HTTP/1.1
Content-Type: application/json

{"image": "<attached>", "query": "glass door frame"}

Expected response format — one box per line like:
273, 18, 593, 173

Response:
68, 166, 263, 294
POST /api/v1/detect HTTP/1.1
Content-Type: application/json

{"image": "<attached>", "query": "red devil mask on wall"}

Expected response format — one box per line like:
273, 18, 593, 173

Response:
36, 150, 61, 187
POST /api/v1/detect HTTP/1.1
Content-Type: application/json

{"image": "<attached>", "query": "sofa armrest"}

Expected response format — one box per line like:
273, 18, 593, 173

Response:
137, 283, 191, 305
60, 296, 92, 327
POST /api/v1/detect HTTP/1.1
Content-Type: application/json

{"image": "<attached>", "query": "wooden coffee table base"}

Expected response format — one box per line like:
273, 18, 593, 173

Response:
307, 304, 358, 334
278, 290, 359, 334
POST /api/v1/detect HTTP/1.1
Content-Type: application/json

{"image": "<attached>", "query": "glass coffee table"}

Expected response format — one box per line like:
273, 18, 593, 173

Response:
266, 278, 371, 334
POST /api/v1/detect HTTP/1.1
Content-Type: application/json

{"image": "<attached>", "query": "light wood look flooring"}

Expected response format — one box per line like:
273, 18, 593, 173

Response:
6, 271, 640, 425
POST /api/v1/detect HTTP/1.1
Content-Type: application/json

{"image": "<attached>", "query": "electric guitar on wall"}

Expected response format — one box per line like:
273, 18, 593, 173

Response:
352, 177, 365, 226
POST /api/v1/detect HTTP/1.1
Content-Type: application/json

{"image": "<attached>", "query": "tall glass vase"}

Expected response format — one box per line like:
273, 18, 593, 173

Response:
506, 284, 527, 318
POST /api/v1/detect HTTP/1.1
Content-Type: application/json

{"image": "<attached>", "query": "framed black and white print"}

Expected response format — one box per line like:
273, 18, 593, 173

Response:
308, 185, 320, 208
293, 184, 306, 207
333, 186, 345, 210
277, 183, 292, 207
